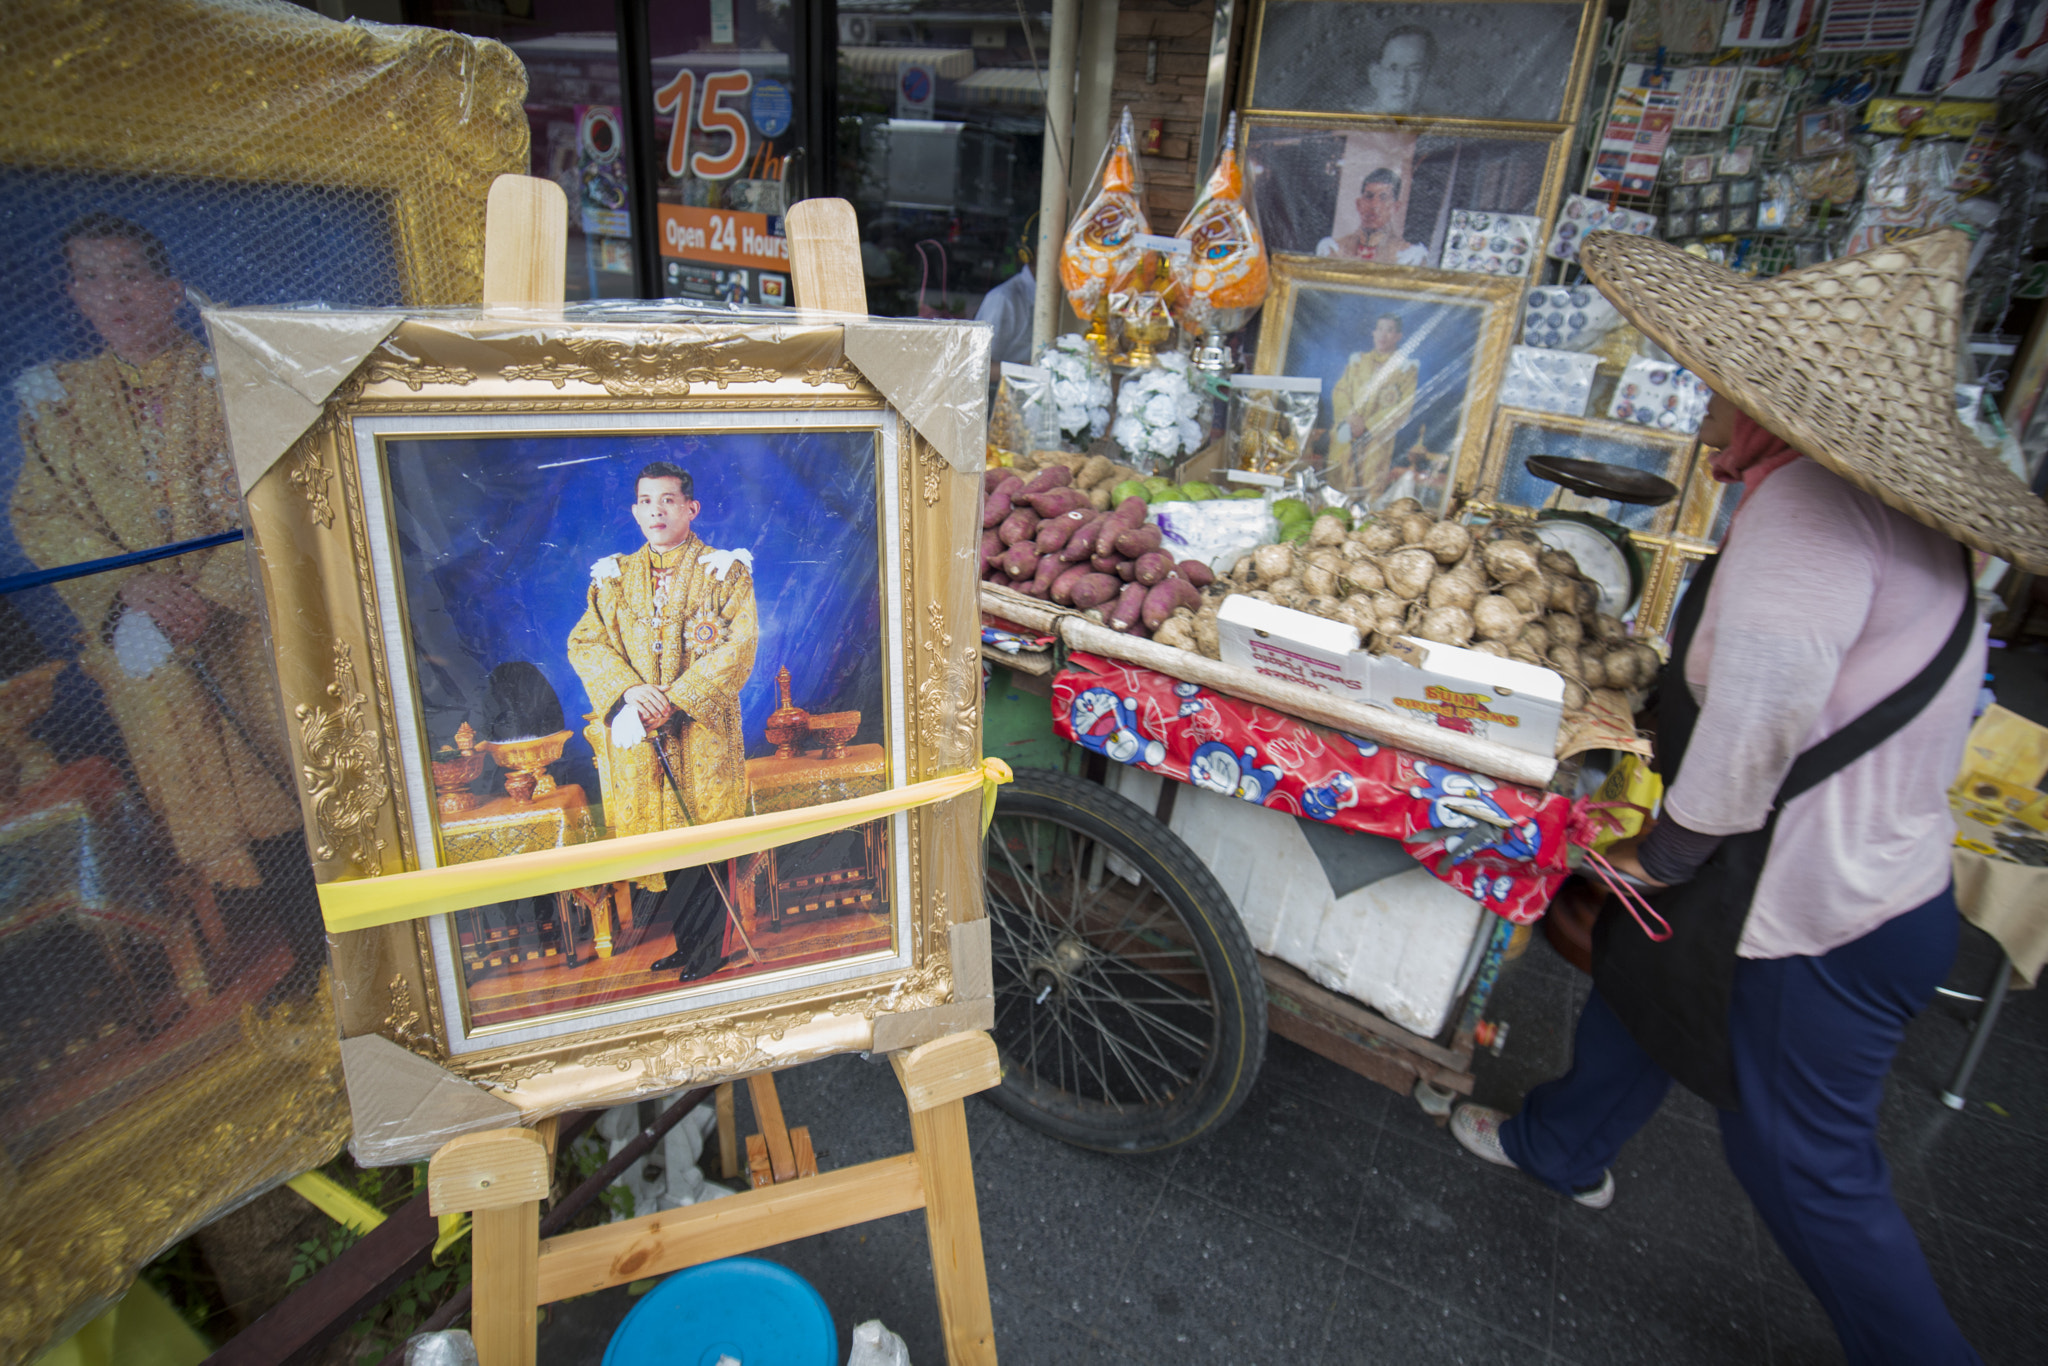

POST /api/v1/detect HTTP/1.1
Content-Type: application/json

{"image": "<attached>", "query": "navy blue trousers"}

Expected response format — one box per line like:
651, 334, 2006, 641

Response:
1500, 887, 1979, 1366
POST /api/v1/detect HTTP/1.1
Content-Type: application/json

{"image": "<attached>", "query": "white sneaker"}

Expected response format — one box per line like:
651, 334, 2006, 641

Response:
1450, 1105, 1614, 1209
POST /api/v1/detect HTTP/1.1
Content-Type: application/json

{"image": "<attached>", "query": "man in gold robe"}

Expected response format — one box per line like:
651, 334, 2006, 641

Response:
1329, 313, 1419, 496
569, 461, 758, 980
11, 214, 300, 893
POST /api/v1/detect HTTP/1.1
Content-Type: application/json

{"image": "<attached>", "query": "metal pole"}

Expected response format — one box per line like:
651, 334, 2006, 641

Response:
1031, 0, 1082, 355
1195, 0, 1237, 184
1940, 954, 2014, 1110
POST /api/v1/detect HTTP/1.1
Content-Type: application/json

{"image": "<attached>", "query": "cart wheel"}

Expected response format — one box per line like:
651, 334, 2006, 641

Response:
982, 768, 1266, 1153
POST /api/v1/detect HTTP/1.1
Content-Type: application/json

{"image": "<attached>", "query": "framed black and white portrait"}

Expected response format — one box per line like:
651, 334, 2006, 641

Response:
1245, 0, 1601, 125
1243, 118, 1566, 266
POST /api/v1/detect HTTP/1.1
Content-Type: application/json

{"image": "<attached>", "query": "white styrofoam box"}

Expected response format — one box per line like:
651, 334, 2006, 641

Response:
1216, 595, 1368, 697
1122, 772, 1492, 1038
1305, 866, 1486, 1037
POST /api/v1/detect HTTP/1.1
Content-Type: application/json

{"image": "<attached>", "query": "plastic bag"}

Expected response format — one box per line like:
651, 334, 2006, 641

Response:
989, 362, 1060, 465
1060, 109, 1150, 325
1589, 754, 1663, 852
405, 1330, 481, 1366
1149, 496, 1279, 572
1170, 112, 1269, 340
1498, 346, 1600, 417
1226, 375, 1320, 475
847, 1320, 913, 1366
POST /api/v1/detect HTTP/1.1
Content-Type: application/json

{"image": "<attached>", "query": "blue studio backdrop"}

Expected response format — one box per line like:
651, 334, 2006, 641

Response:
384, 428, 887, 777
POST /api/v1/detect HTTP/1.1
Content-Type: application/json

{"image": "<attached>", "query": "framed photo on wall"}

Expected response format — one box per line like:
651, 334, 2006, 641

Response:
1254, 257, 1522, 513
1246, 0, 1602, 125
220, 311, 990, 1106
1480, 409, 1699, 533
1243, 118, 1567, 266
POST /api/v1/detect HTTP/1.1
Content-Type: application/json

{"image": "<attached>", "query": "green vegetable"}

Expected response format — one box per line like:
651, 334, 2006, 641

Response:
1142, 477, 1172, 492
1179, 482, 1219, 502
1280, 525, 1311, 543
1321, 506, 1354, 528
1233, 487, 1265, 499
1111, 480, 1150, 504
1149, 487, 1188, 503
1273, 497, 1311, 522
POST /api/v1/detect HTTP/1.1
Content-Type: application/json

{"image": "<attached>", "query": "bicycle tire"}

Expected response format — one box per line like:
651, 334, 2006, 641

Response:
981, 768, 1266, 1153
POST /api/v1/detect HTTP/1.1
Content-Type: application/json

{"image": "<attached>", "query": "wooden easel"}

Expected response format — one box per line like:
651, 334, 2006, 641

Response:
427, 179, 1001, 1366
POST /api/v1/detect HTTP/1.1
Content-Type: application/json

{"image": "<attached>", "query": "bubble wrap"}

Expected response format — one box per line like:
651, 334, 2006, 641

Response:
0, 2, 527, 1355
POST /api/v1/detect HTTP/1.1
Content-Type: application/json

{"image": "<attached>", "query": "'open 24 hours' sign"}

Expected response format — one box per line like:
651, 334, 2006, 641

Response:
653, 67, 792, 305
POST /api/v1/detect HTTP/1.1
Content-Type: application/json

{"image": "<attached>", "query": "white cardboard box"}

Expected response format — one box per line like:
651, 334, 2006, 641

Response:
1216, 595, 1369, 697
1216, 597, 1564, 757
1371, 635, 1564, 758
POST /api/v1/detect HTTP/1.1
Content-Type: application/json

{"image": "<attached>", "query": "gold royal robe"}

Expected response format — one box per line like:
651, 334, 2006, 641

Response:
569, 536, 758, 876
1330, 348, 1418, 495
10, 333, 300, 888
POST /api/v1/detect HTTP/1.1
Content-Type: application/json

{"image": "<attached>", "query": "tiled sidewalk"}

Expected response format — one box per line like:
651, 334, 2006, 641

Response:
538, 917, 2046, 1363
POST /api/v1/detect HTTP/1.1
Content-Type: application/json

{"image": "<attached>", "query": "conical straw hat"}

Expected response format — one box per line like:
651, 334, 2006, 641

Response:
1578, 229, 2048, 572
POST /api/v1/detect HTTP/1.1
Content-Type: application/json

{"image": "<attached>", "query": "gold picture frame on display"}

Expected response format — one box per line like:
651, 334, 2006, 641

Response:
1254, 256, 1523, 513
1480, 409, 1700, 535
1240, 116, 1572, 268
0, 3, 528, 1355
1243, 0, 1603, 127
227, 311, 989, 1114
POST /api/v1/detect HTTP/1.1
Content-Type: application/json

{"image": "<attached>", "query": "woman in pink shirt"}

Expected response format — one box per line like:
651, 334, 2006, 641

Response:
1449, 230, 2048, 1366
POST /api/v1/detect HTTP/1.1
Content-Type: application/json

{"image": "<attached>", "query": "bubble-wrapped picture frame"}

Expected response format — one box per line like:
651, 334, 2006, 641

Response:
211, 307, 993, 1138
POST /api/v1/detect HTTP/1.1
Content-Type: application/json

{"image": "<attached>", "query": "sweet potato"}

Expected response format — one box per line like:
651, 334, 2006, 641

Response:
1030, 550, 1063, 594
981, 491, 1010, 528
1091, 552, 1122, 575
1077, 454, 1115, 489
1177, 559, 1215, 588
980, 530, 1003, 572
1023, 466, 1073, 494
1142, 577, 1202, 632
1112, 523, 1163, 558
1070, 573, 1121, 611
999, 543, 1038, 579
1061, 515, 1108, 562
1016, 580, 1051, 599
1112, 495, 1148, 525
983, 467, 1013, 492
1116, 559, 1137, 582
995, 474, 1025, 499
1050, 563, 1093, 605
1028, 487, 1092, 518
1133, 550, 1177, 585
1109, 582, 1149, 633
1036, 509, 1090, 552
997, 509, 1041, 546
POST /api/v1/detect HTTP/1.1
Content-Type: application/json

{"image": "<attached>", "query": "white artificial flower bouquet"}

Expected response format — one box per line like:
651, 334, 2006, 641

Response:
1111, 350, 1206, 469
1038, 334, 1113, 443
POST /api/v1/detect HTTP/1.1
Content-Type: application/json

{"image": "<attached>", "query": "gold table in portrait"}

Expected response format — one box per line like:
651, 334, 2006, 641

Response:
746, 743, 888, 815
440, 783, 632, 963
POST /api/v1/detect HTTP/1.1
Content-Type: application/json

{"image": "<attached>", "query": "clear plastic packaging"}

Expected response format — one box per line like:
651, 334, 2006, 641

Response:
1226, 374, 1322, 476
1498, 346, 1601, 417
989, 362, 1060, 465
1440, 210, 1542, 279
1547, 196, 1657, 263
1607, 356, 1711, 433
1519, 286, 1623, 352
1059, 109, 1151, 330
1170, 113, 1270, 340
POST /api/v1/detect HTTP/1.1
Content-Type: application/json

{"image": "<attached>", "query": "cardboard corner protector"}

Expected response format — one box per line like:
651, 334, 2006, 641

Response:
340, 1033, 523, 1167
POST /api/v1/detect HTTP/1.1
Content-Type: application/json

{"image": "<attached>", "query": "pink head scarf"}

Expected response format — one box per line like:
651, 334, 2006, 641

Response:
1709, 411, 1801, 492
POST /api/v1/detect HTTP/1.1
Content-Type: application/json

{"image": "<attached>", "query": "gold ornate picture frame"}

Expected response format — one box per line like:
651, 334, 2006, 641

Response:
216, 309, 990, 1123
1243, 0, 1602, 127
1479, 408, 1700, 535
1254, 256, 1523, 514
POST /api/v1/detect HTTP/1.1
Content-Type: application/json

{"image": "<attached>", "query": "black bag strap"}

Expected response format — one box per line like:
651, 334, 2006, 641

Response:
1778, 546, 1977, 805
1651, 553, 1719, 783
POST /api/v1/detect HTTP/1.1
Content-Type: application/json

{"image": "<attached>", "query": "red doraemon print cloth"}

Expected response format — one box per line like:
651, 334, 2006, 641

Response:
1050, 654, 1574, 924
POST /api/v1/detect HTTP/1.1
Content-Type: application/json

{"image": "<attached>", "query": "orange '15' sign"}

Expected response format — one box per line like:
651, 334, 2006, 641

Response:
654, 69, 754, 181
658, 205, 788, 268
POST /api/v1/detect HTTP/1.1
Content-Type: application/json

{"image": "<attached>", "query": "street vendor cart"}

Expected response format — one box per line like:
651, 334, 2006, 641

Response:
974, 578, 1594, 1152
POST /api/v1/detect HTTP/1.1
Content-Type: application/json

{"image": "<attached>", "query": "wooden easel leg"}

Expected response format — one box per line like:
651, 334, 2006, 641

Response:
715, 1082, 740, 1181
745, 1073, 799, 1184
906, 1098, 997, 1365
471, 1201, 539, 1366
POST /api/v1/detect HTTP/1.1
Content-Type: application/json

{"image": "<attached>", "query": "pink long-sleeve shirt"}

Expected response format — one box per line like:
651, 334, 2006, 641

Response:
1663, 458, 1983, 960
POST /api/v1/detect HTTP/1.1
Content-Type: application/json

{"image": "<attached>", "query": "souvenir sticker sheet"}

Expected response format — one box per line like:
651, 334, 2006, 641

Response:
1440, 210, 1542, 278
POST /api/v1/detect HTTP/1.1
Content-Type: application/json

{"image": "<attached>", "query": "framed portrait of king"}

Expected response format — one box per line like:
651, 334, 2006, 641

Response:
218, 310, 990, 1110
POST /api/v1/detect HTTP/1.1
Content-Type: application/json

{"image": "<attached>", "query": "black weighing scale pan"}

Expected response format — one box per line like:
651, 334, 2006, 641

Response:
1521, 455, 1680, 507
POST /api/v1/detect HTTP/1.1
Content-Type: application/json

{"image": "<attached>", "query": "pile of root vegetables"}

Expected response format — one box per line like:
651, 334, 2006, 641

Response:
982, 467, 1661, 717
1209, 499, 1662, 713
981, 459, 1213, 637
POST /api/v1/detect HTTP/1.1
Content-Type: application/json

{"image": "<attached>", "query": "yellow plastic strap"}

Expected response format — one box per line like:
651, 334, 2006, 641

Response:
981, 756, 1014, 835
318, 758, 1014, 934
